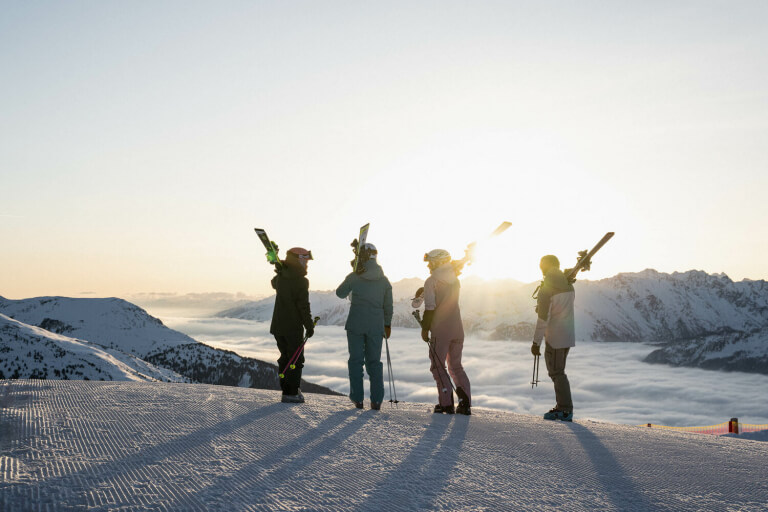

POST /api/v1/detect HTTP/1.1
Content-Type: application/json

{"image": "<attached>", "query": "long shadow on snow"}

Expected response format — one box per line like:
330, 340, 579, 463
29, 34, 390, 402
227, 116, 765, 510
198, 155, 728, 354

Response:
562, 422, 657, 511
356, 413, 468, 512
174, 408, 374, 509
18, 401, 288, 508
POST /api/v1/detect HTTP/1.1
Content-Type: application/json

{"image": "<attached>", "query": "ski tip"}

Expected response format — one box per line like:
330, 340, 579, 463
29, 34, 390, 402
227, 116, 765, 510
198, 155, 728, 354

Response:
491, 221, 513, 236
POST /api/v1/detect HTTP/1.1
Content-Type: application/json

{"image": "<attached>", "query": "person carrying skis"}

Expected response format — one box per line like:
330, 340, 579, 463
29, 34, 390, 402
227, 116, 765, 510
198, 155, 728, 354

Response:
271, 247, 315, 403
336, 243, 393, 410
421, 249, 471, 415
531, 254, 575, 421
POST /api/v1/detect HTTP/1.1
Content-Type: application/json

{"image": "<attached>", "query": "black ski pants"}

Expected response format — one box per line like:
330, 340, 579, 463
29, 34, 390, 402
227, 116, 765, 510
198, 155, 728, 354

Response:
275, 333, 304, 395
544, 344, 573, 413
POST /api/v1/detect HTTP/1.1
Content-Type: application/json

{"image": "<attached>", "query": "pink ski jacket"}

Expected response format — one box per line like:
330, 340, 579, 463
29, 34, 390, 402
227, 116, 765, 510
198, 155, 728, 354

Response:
423, 264, 464, 341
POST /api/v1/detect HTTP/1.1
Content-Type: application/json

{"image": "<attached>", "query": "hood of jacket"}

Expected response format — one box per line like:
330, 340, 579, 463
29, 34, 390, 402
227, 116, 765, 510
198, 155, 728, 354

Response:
431, 263, 458, 285
544, 268, 573, 292
360, 259, 385, 281
279, 260, 307, 278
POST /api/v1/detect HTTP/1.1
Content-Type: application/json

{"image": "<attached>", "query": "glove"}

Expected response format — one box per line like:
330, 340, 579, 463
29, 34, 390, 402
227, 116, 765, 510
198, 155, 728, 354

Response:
305, 327, 314, 339
531, 343, 541, 356
421, 328, 430, 342
384, 326, 391, 339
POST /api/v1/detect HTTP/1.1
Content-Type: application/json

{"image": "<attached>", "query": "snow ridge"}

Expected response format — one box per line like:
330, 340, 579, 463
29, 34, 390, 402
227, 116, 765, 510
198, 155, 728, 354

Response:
0, 314, 187, 382
0, 296, 195, 357
0, 296, 339, 394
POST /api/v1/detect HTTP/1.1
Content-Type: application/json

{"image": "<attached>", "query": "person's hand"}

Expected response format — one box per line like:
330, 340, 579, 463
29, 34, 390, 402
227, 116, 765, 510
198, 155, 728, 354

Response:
421, 329, 430, 342
531, 343, 541, 356
305, 327, 314, 338
384, 326, 391, 339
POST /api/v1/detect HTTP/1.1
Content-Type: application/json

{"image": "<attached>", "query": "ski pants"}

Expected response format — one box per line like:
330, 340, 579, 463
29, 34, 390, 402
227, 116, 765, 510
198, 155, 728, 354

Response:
430, 337, 471, 407
545, 344, 573, 413
275, 333, 304, 396
346, 331, 384, 404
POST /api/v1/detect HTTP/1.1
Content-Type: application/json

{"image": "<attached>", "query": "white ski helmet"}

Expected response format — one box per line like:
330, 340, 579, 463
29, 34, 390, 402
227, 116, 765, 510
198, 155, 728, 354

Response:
424, 249, 451, 266
361, 243, 377, 259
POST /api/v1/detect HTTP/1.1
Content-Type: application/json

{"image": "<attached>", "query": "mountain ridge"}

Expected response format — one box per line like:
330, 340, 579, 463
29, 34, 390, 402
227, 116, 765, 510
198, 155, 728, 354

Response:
215, 269, 768, 374
0, 296, 339, 395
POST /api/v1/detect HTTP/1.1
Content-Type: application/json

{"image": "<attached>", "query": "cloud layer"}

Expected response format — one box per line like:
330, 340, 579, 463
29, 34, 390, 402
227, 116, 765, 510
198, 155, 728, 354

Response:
164, 317, 768, 428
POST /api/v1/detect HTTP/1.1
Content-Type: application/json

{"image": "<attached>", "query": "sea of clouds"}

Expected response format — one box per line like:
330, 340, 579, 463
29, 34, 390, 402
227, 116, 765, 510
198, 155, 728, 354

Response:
161, 317, 768, 429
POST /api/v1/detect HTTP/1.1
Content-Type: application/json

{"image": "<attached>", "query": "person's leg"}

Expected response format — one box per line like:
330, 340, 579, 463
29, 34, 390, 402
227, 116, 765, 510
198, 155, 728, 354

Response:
282, 333, 304, 396
275, 335, 290, 394
347, 332, 365, 404
446, 338, 471, 405
544, 344, 572, 413
363, 333, 384, 404
429, 337, 454, 407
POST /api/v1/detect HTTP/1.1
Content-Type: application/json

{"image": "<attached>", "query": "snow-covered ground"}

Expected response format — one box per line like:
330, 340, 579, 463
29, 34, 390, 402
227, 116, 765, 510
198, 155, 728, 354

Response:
162, 318, 768, 428
1, 380, 766, 511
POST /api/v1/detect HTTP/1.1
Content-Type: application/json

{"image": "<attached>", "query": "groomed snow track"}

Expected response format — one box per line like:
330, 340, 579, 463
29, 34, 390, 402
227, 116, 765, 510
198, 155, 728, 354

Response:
1, 380, 766, 511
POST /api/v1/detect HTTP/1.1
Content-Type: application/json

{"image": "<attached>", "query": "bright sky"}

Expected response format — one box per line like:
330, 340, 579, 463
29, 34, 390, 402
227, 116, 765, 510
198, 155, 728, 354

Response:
2, 1, 767, 298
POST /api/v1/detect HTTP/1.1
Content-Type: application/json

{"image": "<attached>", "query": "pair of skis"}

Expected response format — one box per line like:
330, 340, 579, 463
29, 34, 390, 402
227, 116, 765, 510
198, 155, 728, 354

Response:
452, 221, 513, 275
350, 223, 371, 274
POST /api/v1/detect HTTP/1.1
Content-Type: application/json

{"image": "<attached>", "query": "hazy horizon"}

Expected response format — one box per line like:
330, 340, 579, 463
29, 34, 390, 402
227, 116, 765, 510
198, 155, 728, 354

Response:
2, 265, 762, 303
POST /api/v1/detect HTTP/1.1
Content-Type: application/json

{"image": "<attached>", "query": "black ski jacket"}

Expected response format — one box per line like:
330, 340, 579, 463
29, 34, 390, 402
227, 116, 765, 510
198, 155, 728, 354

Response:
270, 262, 313, 337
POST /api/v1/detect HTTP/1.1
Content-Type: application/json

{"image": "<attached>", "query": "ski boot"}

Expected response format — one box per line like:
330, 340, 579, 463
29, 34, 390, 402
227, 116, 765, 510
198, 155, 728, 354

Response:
456, 402, 471, 415
455, 387, 471, 415
543, 408, 573, 422
351, 399, 364, 409
434, 404, 455, 414
281, 389, 305, 404
371, 402, 381, 411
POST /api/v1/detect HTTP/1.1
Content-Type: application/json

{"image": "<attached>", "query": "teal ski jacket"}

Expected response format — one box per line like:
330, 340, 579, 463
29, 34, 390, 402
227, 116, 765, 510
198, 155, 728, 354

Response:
335, 259, 393, 336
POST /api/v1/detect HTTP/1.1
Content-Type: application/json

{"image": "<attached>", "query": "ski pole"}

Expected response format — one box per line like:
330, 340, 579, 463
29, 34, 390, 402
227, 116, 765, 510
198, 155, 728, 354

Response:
279, 316, 320, 379
384, 335, 399, 406
531, 354, 540, 388
428, 339, 456, 395
414, 309, 456, 396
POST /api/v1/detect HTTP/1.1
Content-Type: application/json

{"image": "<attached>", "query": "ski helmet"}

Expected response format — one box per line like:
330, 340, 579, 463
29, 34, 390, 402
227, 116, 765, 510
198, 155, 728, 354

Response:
361, 243, 377, 259
424, 249, 451, 266
287, 247, 313, 269
540, 254, 559, 269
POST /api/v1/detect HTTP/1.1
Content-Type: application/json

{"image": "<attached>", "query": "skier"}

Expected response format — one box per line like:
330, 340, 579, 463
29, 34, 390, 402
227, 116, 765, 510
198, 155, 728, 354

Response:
270, 247, 315, 403
336, 243, 393, 410
531, 254, 575, 421
421, 249, 471, 415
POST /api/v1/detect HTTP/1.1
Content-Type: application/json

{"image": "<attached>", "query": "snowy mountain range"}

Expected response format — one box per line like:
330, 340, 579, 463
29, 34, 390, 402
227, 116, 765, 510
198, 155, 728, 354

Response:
216, 270, 768, 375
0, 296, 339, 394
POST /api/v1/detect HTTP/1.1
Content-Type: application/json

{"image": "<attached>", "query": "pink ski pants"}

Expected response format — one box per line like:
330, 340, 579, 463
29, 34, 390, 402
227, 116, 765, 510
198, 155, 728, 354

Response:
430, 337, 471, 407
